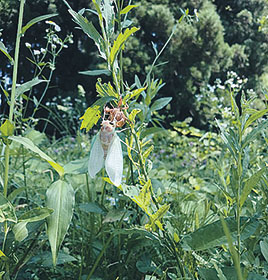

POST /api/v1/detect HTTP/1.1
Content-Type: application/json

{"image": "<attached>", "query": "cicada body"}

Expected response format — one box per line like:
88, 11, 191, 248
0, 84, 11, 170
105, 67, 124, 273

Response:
88, 120, 123, 186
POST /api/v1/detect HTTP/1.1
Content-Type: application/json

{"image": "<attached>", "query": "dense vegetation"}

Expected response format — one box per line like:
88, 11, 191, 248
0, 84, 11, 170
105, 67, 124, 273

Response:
0, 0, 268, 279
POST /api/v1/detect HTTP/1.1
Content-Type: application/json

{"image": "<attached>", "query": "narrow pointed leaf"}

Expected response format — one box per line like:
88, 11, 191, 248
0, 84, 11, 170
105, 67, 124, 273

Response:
46, 180, 74, 266
79, 69, 111, 76
243, 108, 268, 132
21, 13, 58, 34
151, 97, 172, 111
120, 5, 138, 15
0, 41, 14, 63
9, 135, 64, 177
16, 77, 47, 98
0, 193, 17, 223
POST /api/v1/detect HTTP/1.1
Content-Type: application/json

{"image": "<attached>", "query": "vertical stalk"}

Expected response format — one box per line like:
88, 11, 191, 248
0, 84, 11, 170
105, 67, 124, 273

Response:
3, 0, 25, 199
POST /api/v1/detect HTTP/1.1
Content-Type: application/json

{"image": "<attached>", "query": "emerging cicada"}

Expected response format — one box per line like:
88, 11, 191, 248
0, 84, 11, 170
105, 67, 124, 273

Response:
88, 119, 123, 186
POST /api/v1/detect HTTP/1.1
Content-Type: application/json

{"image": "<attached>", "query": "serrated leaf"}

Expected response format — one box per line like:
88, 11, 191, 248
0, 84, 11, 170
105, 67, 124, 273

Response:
21, 13, 58, 34
150, 97, 172, 111
0, 120, 14, 137
110, 27, 139, 65
79, 105, 101, 132
46, 180, 74, 266
9, 135, 64, 177
79, 69, 111, 76
120, 5, 138, 15
0, 41, 14, 63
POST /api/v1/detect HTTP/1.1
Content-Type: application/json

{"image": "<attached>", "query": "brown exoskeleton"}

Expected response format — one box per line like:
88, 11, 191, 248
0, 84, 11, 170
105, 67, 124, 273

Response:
104, 97, 129, 128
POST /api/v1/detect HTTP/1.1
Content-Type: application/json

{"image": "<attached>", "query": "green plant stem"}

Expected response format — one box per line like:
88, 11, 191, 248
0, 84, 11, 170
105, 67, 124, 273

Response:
86, 234, 113, 280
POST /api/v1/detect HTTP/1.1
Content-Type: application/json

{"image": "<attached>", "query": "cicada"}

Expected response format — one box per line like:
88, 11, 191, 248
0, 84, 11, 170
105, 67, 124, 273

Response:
88, 120, 123, 186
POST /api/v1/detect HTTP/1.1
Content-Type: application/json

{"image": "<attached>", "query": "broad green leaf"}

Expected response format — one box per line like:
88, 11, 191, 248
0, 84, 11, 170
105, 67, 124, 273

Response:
120, 5, 138, 15
63, 158, 88, 174
13, 208, 53, 242
19, 207, 53, 222
28, 251, 77, 267
199, 267, 238, 280
181, 217, 256, 251
16, 77, 47, 98
46, 180, 74, 266
13, 221, 28, 242
150, 97, 172, 111
79, 69, 111, 76
79, 105, 101, 132
103, 209, 128, 223
243, 108, 268, 132
21, 13, 58, 34
0, 41, 13, 63
68, 9, 106, 59
240, 167, 267, 207
260, 238, 268, 263
0, 120, 14, 137
0, 193, 17, 223
79, 202, 106, 215
110, 27, 139, 65
9, 135, 64, 177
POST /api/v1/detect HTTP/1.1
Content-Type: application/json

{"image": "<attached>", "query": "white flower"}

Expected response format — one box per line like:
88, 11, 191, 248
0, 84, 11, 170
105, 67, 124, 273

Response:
40, 48, 46, 54
25, 42, 31, 48
33, 49, 40, 55
54, 24, 61, 32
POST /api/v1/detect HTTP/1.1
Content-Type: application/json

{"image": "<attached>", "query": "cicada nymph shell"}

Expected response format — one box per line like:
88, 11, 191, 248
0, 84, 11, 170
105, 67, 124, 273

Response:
88, 119, 123, 186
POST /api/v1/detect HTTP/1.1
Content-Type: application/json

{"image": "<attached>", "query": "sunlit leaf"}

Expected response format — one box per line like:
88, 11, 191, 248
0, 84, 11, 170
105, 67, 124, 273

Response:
21, 13, 58, 34
79, 69, 111, 76
120, 5, 138, 15
0, 193, 17, 223
0, 120, 14, 137
79, 105, 101, 132
110, 27, 139, 65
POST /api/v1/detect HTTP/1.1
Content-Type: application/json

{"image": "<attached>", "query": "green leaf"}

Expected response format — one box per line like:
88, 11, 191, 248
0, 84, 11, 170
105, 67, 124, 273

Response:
68, 9, 106, 59
141, 127, 166, 138
181, 217, 256, 251
242, 118, 268, 148
128, 109, 141, 124
199, 267, 237, 280
79, 202, 106, 215
63, 158, 88, 174
16, 77, 47, 98
46, 180, 74, 266
145, 204, 170, 231
120, 5, 138, 15
0, 193, 17, 223
240, 167, 267, 207
21, 13, 58, 34
19, 207, 53, 222
13, 221, 28, 242
242, 108, 268, 132
9, 135, 64, 177
0, 41, 14, 63
79, 69, 111, 76
102, 0, 115, 36
260, 238, 268, 263
110, 27, 139, 65
150, 97, 172, 111
0, 120, 14, 137
143, 145, 154, 160
123, 87, 147, 103
8, 187, 27, 202
79, 105, 101, 132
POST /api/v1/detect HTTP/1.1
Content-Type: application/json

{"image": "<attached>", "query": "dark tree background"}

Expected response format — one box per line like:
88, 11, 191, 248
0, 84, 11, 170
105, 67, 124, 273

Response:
0, 0, 268, 133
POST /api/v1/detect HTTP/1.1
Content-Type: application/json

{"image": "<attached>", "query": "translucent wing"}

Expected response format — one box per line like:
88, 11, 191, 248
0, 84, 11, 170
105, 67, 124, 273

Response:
88, 133, 104, 178
105, 133, 123, 186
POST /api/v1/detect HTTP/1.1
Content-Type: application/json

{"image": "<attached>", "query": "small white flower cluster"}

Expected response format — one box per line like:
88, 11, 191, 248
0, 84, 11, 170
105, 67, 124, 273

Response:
225, 71, 248, 90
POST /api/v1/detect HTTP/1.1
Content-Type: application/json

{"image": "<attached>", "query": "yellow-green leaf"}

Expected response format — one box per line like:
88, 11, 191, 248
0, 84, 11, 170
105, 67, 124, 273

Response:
80, 105, 101, 132
0, 120, 14, 137
120, 5, 138, 15
146, 204, 170, 231
110, 27, 139, 65
132, 180, 152, 213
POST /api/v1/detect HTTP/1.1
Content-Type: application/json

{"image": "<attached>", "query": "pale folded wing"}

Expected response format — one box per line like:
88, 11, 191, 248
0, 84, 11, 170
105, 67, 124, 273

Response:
88, 133, 105, 178
105, 133, 123, 186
